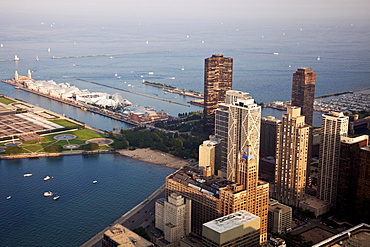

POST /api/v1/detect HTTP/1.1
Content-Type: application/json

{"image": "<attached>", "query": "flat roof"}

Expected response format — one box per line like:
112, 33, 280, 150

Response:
104, 224, 153, 247
203, 210, 260, 233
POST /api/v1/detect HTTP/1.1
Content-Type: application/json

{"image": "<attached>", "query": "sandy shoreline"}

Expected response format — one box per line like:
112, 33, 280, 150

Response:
117, 148, 191, 169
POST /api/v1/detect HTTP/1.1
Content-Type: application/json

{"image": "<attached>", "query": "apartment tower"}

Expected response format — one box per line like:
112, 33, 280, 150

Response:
317, 111, 349, 205
336, 135, 369, 224
204, 54, 233, 123
215, 90, 261, 182
273, 107, 310, 207
291, 67, 316, 126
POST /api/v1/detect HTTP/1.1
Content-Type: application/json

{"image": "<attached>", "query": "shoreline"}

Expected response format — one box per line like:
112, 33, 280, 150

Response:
117, 148, 191, 169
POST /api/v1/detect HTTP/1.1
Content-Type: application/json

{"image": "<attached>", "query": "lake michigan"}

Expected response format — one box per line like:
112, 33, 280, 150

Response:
0, 19, 369, 246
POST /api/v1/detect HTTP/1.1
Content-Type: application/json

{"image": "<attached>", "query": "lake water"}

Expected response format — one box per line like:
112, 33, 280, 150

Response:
0, 18, 369, 246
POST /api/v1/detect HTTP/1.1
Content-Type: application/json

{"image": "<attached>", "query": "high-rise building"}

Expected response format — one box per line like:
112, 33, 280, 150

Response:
273, 107, 310, 207
260, 116, 281, 158
317, 111, 349, 205
204, 54, 233, 123
165, 164, 269, 243
291, 67, 316, 126
336, 135, 369, 224
155, 193, 191, 246
215, 91, 261, 182
202, 211, 260, 247
268, 199, 292, 234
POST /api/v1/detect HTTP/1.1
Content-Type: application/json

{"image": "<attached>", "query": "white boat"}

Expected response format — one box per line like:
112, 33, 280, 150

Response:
93, 180, 98, 184
181, 66, 184, 71
36, 56, 39, 61
53, 195, 60, 200
24, 173, 33, 177
6, 196, 11, 200
273, 52, 279, 55
317, 56, 321, 61
44, 191, 53, 197
44, 176, 51, 181
148, 72, 154, 75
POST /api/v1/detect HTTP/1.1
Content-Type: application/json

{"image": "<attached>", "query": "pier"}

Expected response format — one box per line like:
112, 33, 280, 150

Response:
2, 79, 140, 126
51, 50, 171, 59
76, 78, 190, 107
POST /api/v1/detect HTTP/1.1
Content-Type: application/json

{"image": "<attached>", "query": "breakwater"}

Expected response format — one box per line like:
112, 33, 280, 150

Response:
76, 78, 190, 107
51, 50, 171, 59
142, 80, 204, 99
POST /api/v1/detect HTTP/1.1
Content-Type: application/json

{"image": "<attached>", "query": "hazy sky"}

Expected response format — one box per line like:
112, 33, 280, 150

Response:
1, 0, 369, 24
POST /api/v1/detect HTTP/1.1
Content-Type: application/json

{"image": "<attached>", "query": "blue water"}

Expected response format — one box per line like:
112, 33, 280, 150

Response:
0, 154, 174, 246
0, 18, 369, 246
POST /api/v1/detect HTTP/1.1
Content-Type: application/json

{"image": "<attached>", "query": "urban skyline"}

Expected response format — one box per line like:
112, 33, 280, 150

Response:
1, 0, 369, 245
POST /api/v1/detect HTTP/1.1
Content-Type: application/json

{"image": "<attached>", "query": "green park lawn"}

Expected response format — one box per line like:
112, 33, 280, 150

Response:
50, 119, 81, 127
0, 97, 15, 105
2, 129, 108, 155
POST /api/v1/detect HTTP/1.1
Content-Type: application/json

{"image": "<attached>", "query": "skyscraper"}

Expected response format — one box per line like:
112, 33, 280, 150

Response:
317, 111, 349, 205
204, 54, 233, 123
166, 164, 269, 243
336, 135, 369, 224
215, 91, 261, 182
291, 67, 316, 126
273, 107, 310, 207
260, 116, 281, 158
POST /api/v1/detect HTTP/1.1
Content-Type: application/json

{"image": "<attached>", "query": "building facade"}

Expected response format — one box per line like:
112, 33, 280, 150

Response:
260, 116, 281, 158
336, 135, 369, 224
291, 67, 316, 126
273, 107, 310, 207
215, 91, 261, 182
268, 199, 292, 234
317, 111, 349, 205
165, 165, 269, 244
155, 193, 191, 246
204, 54, 233, 123
202, 211, 260, 247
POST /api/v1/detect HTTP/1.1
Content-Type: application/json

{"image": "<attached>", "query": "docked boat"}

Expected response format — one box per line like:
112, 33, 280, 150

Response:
24, 173, 33, 177
44, 176, 51, 181
93, 180, 98, 184
53, 195, 60, 200
44, 191, 53, 197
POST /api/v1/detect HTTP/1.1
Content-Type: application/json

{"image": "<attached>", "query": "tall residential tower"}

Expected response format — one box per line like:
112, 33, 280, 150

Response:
317, 111, 348, 205
291, 67, 316, 126
273, 107, 310, 207
204, 54, 233, 123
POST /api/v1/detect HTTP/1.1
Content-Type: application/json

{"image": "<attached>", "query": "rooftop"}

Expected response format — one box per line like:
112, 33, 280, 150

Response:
168, 166, 236, 198
203, 210, 260, 233
313, 223, 370, 247
104, 224, 154, 247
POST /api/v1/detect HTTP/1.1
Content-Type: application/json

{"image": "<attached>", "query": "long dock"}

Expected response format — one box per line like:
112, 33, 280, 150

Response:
52, 50, 171, 59
76, 78, 190, 107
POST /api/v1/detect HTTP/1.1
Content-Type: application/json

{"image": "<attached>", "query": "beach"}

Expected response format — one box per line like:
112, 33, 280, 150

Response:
118, 148, 192, 169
